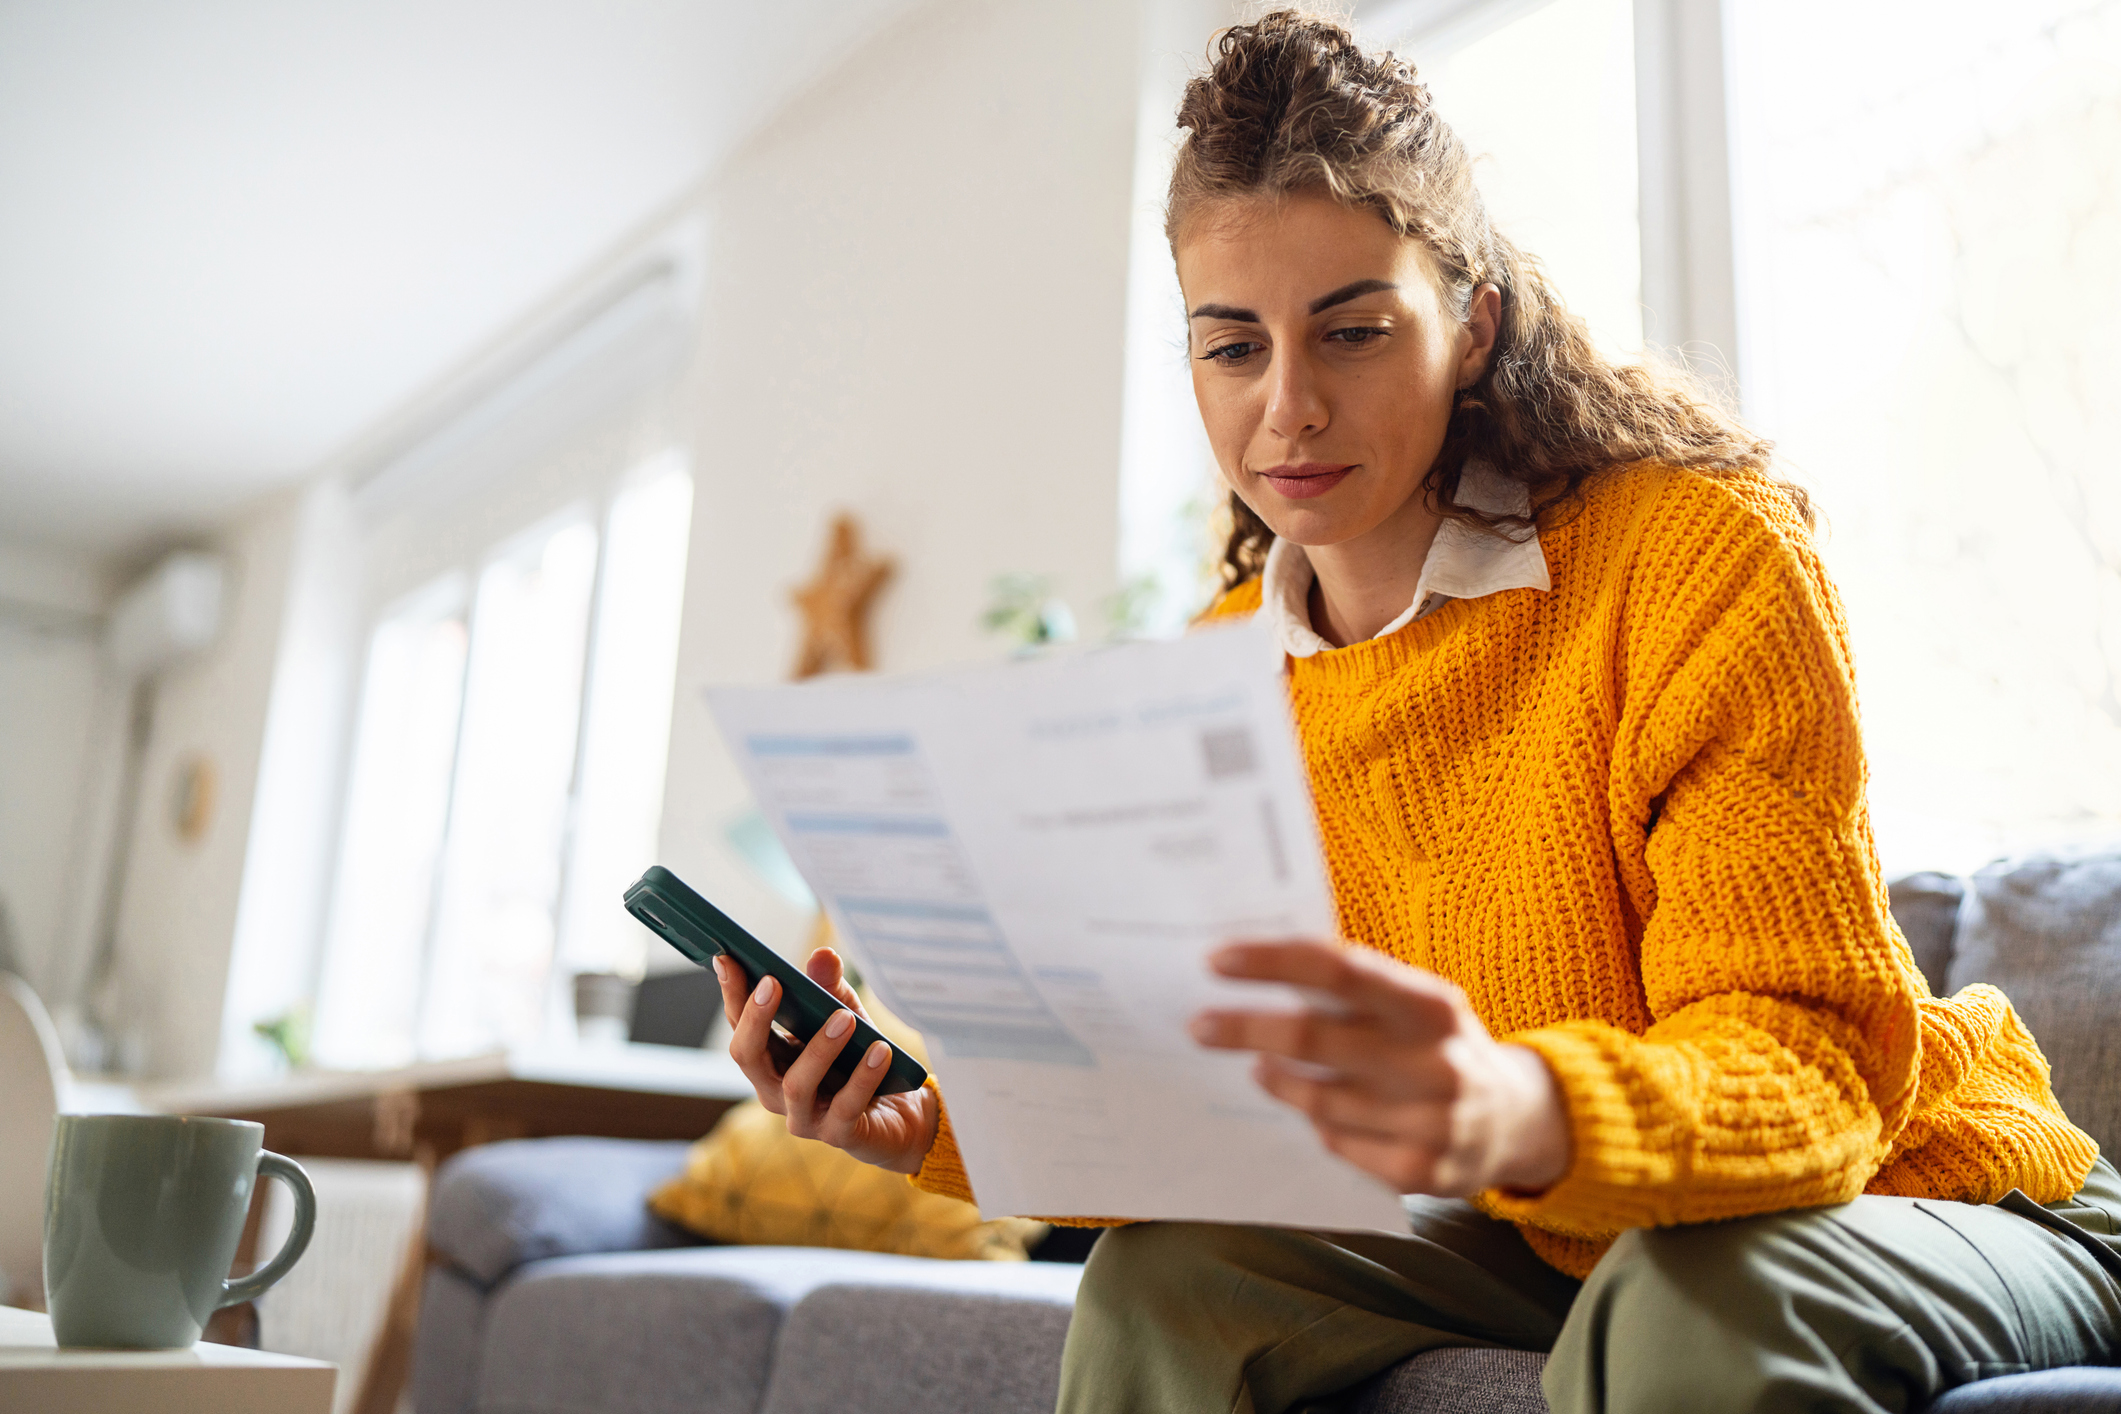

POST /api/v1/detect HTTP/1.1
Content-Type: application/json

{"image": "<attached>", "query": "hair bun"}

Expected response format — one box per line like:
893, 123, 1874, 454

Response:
1175, 11, 1435, 195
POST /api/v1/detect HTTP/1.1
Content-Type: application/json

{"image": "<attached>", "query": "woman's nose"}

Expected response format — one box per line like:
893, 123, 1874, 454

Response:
1262, 348, 1328, 442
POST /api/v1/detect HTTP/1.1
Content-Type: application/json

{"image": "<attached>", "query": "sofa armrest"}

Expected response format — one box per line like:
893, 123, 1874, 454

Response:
1887, 871, 1964, 997
428, 1137, 697, 1287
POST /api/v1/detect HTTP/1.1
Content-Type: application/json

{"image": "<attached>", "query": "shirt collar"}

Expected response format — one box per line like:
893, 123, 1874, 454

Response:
1259, 462, 1552, 659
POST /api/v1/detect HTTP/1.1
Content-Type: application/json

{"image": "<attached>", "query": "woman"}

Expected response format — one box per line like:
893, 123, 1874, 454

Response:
715, 13, 2121, 1412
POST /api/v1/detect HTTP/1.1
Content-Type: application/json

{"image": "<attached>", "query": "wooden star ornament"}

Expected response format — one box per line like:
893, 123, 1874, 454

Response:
790, 512, 894, 678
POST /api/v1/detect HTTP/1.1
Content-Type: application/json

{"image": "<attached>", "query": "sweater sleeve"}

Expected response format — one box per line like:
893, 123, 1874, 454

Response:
908, 1079, 978, 1204
1483, 476, 1923, 1237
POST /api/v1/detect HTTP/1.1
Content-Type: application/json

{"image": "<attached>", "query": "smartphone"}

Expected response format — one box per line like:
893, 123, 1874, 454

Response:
622, 865, 929, 1097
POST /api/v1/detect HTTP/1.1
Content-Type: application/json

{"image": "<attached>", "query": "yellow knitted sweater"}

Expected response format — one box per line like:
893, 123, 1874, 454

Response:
913, 463, 2098, 1276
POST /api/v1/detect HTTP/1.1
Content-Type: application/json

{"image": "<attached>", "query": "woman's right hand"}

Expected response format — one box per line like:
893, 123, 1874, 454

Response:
716, 946, 940, 1175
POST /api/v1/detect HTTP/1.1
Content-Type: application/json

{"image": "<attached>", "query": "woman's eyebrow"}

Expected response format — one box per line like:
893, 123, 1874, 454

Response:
1308, 278, 1397, 313
1186, 278, 1399, 322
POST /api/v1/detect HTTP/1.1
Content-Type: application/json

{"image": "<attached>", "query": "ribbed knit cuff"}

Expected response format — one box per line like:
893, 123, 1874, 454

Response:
1480, 1022, 1678, 1238
1488, 1017, 1908, 1237
907, 1078, 977, 1205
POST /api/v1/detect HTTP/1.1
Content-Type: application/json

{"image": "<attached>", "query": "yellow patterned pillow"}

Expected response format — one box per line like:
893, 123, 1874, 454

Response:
649, 1100, 1046, 1260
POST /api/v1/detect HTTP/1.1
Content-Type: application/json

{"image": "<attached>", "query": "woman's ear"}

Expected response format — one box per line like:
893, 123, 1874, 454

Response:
1457, 283, 1502, 388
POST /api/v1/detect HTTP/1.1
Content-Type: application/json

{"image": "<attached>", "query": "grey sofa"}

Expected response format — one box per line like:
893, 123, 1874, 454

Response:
413, 854, 2121, 1414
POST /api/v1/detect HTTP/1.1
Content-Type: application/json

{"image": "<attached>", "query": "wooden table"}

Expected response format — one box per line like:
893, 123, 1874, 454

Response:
145, 1042, 753, 1165
0, 1304, 336, 1414
146, 1043, 754, 1414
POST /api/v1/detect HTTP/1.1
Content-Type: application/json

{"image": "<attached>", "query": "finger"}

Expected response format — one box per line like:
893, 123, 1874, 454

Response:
1252, 1060, 1455, 1143
805, 947, 867, 1014
713, 955, 750, 1028
1210, 942, 1462, 1040
727, 974, 790, 1113
1190, 1011, 1465, 1100
1314, 1127, 1464, 1197
804, 946, 843, 994
1206, 939, 1351, 989
816, 1039, 895, 1148
1189, 1003, 1325, 1056
779, 1008, 862, 1135
1189, 1005, 1356, 1063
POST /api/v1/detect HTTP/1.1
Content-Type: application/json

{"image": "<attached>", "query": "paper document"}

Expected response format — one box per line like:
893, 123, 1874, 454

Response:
710, 621, 1406, 1232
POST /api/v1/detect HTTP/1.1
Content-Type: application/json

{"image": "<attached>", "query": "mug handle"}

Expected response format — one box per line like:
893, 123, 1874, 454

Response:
219, 1151, 317, 1308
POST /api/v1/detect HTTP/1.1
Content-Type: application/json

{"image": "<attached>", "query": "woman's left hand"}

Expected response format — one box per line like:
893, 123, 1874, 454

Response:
1189, 940, 1571, 1197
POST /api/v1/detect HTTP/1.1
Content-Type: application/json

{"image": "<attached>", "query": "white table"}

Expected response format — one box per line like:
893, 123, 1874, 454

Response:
0, 1305, 336, 1414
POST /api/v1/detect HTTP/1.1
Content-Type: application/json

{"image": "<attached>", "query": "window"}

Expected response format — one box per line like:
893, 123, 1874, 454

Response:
1727, 0, 2121, 874
310, 580, 468, 1069
554, 466, 695, 979
418, 515, 600, 1059
313, 454, 694, 1067
1412, 0, 1644, 358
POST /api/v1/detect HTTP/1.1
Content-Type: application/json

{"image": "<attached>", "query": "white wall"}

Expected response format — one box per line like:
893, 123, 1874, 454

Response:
218, 481, 364, 1079
103, 493, 305, 1079
0, 540, 113, 999
1119, 0, 1235, 636
657, 0, 1143, 956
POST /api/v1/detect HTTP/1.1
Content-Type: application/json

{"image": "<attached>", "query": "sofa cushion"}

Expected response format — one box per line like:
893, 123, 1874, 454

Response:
429, 1137, 695, 1287
1353, 1348, 1549, 1413
475, 1247, 931, 1414
1890, 871, 1964, 996
757, 1259, 1083, 1414
1926, 1366, 2121, 1412
1947, 850, 2121, 1154
650, 1100, 1047, 1260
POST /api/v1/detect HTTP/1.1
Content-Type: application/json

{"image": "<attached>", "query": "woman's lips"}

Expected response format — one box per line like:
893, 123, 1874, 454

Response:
1257, 464, 1353, 499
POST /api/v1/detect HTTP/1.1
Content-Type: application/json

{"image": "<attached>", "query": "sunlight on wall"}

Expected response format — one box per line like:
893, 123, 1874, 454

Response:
1730, 0, 2121, 875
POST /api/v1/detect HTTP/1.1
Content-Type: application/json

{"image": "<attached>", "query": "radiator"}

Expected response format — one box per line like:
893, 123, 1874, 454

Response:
256, 1157, 426, 1414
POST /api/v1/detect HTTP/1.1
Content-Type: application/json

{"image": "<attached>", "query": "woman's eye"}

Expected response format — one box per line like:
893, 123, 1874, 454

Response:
1200, 341, 1262, 363
1328, 327, 1387, 347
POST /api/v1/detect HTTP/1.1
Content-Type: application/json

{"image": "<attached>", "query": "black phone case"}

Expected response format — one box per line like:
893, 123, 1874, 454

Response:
623, 865, 929, 1097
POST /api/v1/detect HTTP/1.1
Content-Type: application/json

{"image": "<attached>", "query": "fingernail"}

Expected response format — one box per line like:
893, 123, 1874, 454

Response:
711, 956, 726, 979
1188, 1015, 1216, 1042
752, 976, 774, 1005
866, 1041, 890, 1069
825, 1010, 853, 1039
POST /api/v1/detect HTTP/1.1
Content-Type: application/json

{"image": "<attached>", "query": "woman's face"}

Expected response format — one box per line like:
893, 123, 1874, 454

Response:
1175, 190, 1496, 551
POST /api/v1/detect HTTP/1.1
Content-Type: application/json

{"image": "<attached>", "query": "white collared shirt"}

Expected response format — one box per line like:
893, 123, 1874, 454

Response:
1258, 463, 1553, 658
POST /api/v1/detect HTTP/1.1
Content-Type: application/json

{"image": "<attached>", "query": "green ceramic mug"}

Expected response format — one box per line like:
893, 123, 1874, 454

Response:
42, 1113, 316, 1348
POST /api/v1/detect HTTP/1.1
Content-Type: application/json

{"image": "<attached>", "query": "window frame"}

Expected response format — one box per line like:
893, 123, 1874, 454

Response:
1355, 0, 1744, 388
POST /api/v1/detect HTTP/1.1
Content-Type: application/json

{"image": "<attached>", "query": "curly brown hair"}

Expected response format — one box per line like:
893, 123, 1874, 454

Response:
1169, 10, 1799, 589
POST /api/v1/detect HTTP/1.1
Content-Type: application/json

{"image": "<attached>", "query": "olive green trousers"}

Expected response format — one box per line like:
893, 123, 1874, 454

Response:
1054, 1160, 2121, 1414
